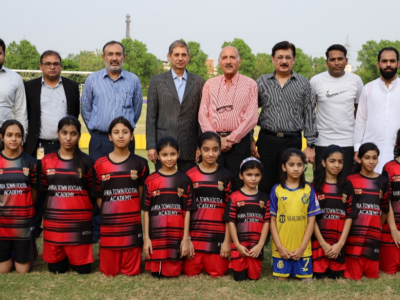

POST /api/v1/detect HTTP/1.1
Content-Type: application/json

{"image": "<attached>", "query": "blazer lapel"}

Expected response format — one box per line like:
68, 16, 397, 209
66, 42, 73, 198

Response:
62, 77, 72, 114
181, 72, 194, 104
33, 78, 42, 116
164, 71, 180, 103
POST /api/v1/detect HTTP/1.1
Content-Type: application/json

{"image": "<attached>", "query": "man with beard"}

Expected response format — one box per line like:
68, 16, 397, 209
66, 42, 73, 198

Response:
81, 41, 143, 243
354, 47, 400, 172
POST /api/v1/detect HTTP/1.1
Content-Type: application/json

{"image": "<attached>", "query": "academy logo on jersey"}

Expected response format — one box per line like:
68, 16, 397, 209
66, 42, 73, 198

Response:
153, 190, 160, 197
193, 182, 199, 189
280, 197, 287, 201
218, 181, 224, 191
177, 188, 184, 197
279, 215, 286, 223
342, 193, 347, 203
379, 190, 383, 199
77, 168, 82, 178
301, 193, 309, 204
237, 201, 245, 207
260, 201, 265, 209
102, 174, 110, 181
392, 176, 400, 182
131, 170, 138, 180
277, 260, 284, 269
23, 168, 29, 176
317, 194, 325, 200
355, 189, 362, 195
47, 169, 56, 175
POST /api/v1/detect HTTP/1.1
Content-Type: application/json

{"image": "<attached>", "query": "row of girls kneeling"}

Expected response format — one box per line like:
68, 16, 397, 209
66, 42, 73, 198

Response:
1, 115, 399, 282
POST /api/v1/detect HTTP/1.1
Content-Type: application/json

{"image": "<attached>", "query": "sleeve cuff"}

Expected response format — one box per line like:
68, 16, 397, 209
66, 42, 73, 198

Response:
354, 143, 361, 151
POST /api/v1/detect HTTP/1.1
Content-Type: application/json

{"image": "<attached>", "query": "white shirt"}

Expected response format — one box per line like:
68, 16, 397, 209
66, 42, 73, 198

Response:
311, 71, 364, 147
39, 77, 67, 140
0, 66, 28, 134
354, 77, 400, 173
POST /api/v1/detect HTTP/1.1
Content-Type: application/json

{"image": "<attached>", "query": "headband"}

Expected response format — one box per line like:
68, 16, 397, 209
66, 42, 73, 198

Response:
239, 157, 262, 170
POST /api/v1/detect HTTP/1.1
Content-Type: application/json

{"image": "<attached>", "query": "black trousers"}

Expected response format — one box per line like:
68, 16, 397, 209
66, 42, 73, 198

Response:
256, 130, 302, 195
155, 158, 196, 173
217, 134, 251, 192
315, 146, 354, 178
89, 131, 135, 234
33, 141, 60, 237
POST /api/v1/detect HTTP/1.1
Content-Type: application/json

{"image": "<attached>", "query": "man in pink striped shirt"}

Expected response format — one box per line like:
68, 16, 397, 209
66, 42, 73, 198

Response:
199, 46, 258, 190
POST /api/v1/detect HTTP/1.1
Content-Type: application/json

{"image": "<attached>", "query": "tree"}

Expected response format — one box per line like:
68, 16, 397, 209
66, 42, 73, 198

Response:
221, 38, 256, 78
121, 38, 164, 88
252, 53, 274, 80
66, 50, 104, 72
186, 41, 208, 79
356, 40, 400, 84
62, 59, 80, 71
312, 56, 328, 75
5, 39, 40, 70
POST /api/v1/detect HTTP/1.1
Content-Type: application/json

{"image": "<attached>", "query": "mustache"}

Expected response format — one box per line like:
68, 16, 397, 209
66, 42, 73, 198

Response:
384, 67, 394, 71
280, 64, 289, 67
224, 64, 233, 68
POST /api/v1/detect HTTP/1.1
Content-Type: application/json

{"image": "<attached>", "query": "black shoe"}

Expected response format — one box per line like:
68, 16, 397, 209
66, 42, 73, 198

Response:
92, 232, 100, 244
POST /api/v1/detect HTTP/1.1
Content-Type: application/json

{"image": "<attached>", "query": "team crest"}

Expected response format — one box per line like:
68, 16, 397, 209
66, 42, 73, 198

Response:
177, 188, 184, 197
237, 201, 245, 207
277, 260, 284, 269
301, 193, 309, 204
77, 168, 82, 178
102, 174, 110, 181
47, 169, 56, 176
193, 182, 199, 189
317, 194, 325, 200
342, 193, 347, 203
260, 201, 265, 209
379, 190, 383, 199
218, 181, 224, 191
23, 168, 29, 176
355, 189, 362, 195
153, 190, 160, 197
131, 170, 138, 180
392, 176, 400, 182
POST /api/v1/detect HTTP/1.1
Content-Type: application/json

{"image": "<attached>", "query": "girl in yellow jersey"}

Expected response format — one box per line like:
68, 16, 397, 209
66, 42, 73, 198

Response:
270, 148, 321, 281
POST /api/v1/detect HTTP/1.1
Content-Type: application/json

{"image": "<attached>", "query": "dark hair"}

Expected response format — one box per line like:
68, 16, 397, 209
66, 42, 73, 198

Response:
240, 159, 264, 175
0, 119, 24, 139
279, 148, 306, 189
313, 145, 348, 194
272, 41, 296, 58
396, 129, 400, 148
169, 40, 189, 55
108, 116, 134, 135
40, 50, 62, 64
197, 131, 221, 149
0, 38, 5, 53
57, 116, 84, 169
156, 137, 179, 154
352, 142, 380, 174
103, 41, 125, 55
378, 47, 399, 62
325, 44, 347, 59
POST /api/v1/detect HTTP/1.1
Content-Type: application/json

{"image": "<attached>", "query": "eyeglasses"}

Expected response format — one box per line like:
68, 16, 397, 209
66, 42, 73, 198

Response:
41, 62, 62, 68
216, 105, 233, 113
275, 56, 293, 61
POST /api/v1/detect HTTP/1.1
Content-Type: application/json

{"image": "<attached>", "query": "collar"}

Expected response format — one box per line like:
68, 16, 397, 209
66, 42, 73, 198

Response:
379, 76, 399, 89
171, 69, 187, 80
0, 66, 7, 73
222, 72, 240, 85
41, 76, 62, 85
267, 71, 298, 80
102, 68, 125, 80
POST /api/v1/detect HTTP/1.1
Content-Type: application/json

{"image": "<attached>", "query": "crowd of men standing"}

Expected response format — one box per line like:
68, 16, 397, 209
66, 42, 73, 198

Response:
1, 37, 400, 243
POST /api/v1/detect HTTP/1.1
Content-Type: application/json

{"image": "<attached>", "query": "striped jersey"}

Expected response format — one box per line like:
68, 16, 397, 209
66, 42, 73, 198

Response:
223, 190, 270, 261
41, 152, 93, 245
382, 160, 400, 246
142, 171, 196, 262
186, 165, 232, 254
0, 152, 37, 240
270, 183, 321, 258
94, 154, 148, 250
312, 182, 357, 264
346, 173, 389, 260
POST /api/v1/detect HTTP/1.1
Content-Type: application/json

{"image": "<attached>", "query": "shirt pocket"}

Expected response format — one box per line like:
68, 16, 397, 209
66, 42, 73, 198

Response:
120, 91, 134, 108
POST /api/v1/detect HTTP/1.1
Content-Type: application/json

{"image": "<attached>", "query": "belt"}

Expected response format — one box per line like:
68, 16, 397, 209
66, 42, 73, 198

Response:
39, 139, 59, 144
217, 131, 232, 137
92, 130, 109, 136
262, 129, 301, 138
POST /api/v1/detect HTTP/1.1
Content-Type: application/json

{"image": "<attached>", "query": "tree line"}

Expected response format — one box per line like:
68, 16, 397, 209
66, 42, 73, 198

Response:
4, 38, 400, 87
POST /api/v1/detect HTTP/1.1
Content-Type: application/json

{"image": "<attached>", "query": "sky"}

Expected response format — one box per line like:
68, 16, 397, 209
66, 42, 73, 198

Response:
2, 0, 399, 67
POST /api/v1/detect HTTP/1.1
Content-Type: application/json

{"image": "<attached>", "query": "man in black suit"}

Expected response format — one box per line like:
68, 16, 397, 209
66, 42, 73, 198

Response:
24, 50, 80, 238
146, 40, 205, 172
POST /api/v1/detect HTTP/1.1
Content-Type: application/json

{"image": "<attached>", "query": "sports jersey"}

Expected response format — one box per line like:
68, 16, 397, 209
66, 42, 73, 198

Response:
142, 170, 196, 262
346, 173, 389, 260
382, 160, 400, 246
312, 182, 357, 263
270, 183, 321, 258
186, 165, 232, 254
223, 190, 270, 261
0, 152, 37, 240
94, 154, 149, 250
41, 152, 93, 245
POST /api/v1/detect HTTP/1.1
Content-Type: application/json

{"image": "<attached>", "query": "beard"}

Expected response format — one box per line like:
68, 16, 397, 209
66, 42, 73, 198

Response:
106, 61, 123, 73
380, 67, 398, 80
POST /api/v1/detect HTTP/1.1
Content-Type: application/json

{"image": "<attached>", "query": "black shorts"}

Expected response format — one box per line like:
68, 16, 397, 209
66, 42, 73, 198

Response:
0, 239, 34, 263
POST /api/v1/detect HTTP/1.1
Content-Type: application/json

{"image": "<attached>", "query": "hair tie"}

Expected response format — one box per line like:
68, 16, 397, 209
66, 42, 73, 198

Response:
239, 157, 262, 170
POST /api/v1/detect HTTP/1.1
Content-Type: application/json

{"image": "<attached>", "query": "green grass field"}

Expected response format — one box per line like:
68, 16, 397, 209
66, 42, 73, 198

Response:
3, 105, 400, 299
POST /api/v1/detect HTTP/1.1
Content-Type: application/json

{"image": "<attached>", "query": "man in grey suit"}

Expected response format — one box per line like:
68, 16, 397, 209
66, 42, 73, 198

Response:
146, 40, 205, 172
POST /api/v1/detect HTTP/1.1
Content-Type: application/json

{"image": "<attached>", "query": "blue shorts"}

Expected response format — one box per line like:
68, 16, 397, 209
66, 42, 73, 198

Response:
273, 256, 313, 278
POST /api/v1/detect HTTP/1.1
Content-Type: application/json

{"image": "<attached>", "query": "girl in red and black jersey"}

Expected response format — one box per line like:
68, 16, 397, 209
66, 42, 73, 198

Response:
223, 158, 270, 281
41, 116, 94, 275
381, 129, 400, 274
312, 145, 357, 279
142, 137, 196, 278
95, 117, 149, 277
0, 120, 37, 274
183, 132, 232, 278
345, 143, 389, 280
